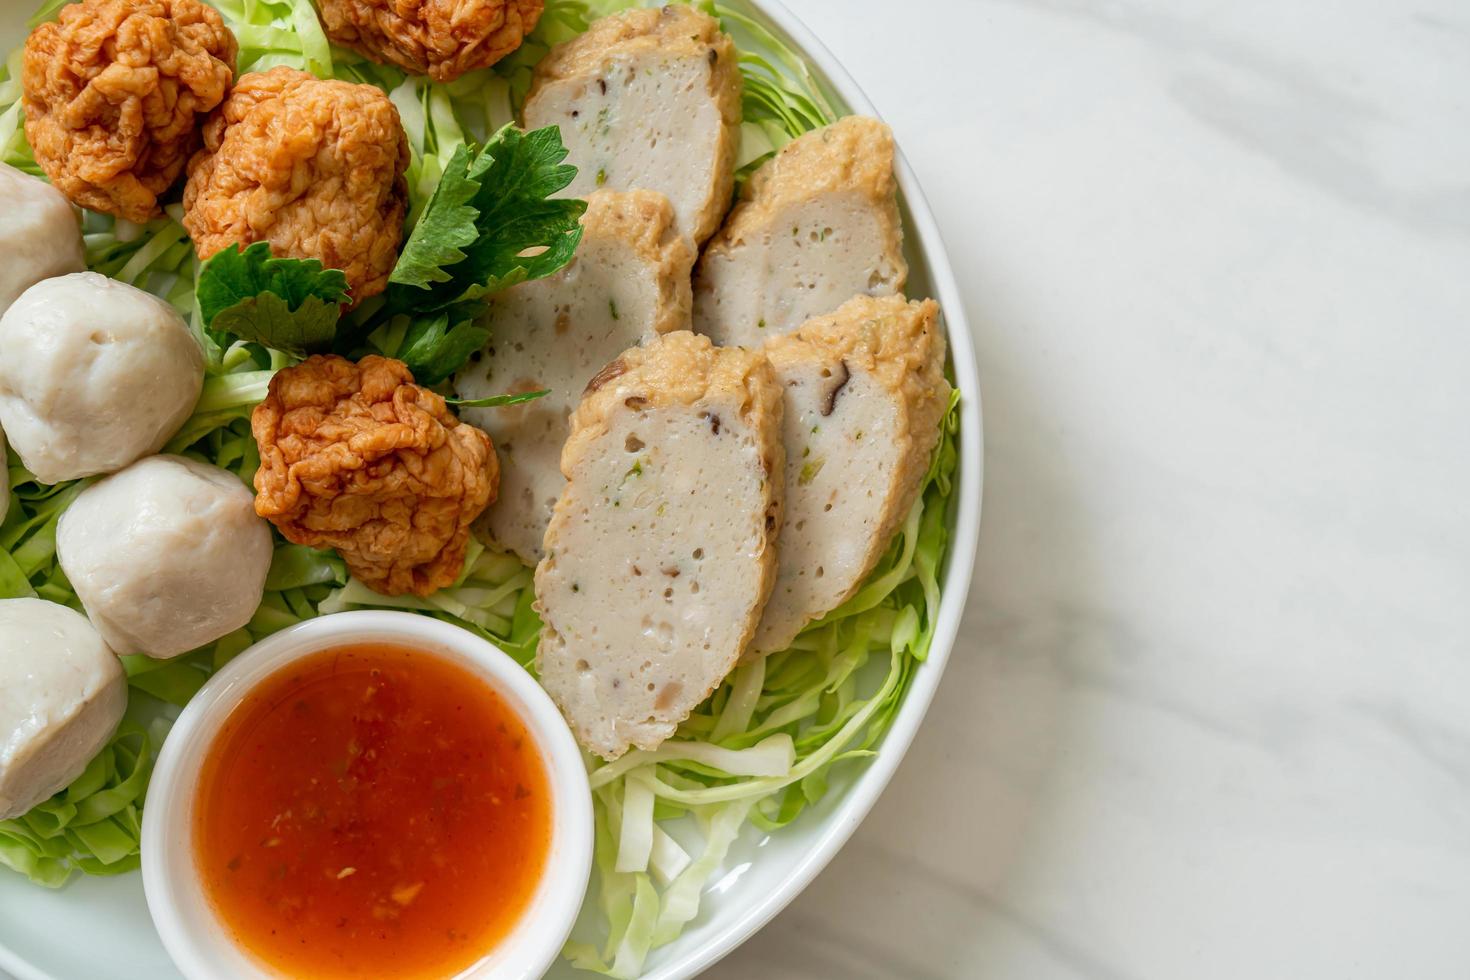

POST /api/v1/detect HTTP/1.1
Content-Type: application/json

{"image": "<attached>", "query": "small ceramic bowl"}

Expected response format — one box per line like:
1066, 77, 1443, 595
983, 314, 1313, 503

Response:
141, 611, 593, 980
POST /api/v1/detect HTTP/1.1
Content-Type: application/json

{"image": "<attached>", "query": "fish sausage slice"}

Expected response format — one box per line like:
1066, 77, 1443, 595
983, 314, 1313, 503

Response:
752, 294, 950, 656
536, 331, 783, 760
694, 116, 908, 347
522, 4, 741, 246
455, 189, 694, 564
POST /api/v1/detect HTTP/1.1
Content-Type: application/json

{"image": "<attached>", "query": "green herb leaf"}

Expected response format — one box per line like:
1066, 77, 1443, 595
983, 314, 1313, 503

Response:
389, 142, 482, 290
196, 243, 350, 356
447, 389, 551, 408
462, 124, 585, 289
364, 123, 587, 384
208, 292, 343, 359
385, 123, 586, 315
395, 311, 491, 387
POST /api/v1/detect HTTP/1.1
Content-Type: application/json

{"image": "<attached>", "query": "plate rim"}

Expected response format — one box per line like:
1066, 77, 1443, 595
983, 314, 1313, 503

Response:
0, 1, 984, 978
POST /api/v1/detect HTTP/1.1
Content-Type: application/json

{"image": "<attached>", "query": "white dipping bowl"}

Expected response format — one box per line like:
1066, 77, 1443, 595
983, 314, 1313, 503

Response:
141, 611, 593, 980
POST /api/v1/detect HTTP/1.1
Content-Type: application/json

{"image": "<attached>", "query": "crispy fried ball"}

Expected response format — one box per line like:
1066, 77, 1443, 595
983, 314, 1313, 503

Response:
182, 67, 409, 303
319, 0, 544, 83
252, 354, 498, 597
22, 0, 236, 222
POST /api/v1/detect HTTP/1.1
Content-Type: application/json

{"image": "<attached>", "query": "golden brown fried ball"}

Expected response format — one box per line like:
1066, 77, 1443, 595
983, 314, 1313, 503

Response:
319, 0, 544, 83
252, 354, 498, 597
182, 67, 409, 303
22, 0, 237, 222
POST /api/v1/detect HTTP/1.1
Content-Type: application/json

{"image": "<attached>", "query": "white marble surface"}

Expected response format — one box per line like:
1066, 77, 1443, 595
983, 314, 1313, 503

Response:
708, 0, 1470, 977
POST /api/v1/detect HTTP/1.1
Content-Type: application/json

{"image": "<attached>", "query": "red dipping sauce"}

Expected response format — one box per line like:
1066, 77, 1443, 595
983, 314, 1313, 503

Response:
193, 644, 551, 979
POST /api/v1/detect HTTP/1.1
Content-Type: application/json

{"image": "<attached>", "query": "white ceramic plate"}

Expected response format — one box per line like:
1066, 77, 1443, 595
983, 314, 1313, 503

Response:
0, 2, 982, 977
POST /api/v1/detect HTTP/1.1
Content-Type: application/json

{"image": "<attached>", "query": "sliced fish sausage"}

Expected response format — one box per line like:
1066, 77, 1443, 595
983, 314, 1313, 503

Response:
536, 331, 783, 760
454, 189, 694, 564
523, 4, 741, 246
753, 294, 950, 655
695, 117, 907, 346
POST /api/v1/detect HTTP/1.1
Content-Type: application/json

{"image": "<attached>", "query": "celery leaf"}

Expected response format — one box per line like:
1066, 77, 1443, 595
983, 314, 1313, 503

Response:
196, 243, 349, 356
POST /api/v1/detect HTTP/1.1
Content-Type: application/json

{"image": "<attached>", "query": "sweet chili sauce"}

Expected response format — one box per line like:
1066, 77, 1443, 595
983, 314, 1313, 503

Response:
193, 645, 551, 979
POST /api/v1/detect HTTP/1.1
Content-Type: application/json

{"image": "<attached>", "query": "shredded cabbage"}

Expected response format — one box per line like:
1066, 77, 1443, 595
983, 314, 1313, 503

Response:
0, 712, 160, 888
0, 3, 964, 975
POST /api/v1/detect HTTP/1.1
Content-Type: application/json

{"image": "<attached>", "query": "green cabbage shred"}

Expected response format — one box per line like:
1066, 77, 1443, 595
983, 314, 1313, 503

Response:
0, 2, 963, 975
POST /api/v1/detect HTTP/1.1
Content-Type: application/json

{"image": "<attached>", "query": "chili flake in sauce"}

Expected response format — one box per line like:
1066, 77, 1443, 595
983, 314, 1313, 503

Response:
194, 644, 551, 979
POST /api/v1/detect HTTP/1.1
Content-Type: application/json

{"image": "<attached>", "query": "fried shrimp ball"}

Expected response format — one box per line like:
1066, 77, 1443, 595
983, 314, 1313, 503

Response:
319, 0, 544, 83
252, 355, 498, 596
22, 0, 237, 222
182, 67, 410, 303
